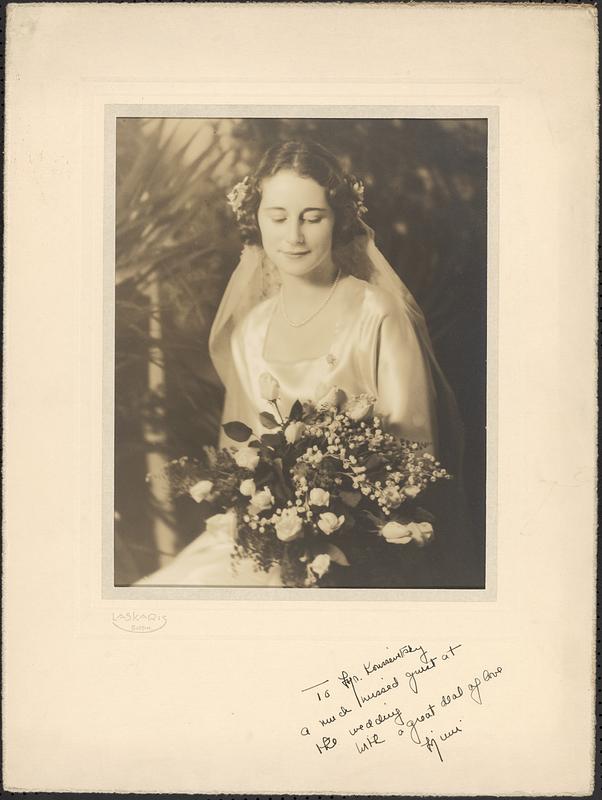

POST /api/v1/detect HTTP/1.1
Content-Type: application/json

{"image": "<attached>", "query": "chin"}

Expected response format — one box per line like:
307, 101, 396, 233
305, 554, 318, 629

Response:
277, 262, 317, 277
273, 251, 328, 277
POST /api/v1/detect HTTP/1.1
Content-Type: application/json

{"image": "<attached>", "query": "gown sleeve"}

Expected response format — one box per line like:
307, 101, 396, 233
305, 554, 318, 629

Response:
374, 304, 438, 454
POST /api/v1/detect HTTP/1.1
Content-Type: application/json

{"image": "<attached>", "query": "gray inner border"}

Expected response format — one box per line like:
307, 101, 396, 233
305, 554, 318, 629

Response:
103, 104, 498, 602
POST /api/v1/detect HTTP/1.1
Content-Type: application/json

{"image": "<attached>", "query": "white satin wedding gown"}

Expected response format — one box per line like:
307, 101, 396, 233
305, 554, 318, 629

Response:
135, 276, 436, 587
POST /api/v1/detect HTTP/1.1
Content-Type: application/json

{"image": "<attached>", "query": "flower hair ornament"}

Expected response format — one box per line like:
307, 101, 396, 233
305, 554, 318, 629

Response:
345, 174, 368, 217
226, 175, 251, 219
225, 172, 368, 220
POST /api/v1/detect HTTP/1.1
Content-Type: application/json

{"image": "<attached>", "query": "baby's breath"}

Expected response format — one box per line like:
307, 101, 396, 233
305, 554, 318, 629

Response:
160, 389, 451, 586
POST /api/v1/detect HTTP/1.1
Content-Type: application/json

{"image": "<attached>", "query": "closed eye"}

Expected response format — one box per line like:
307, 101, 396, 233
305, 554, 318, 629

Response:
268, 216, 323, 224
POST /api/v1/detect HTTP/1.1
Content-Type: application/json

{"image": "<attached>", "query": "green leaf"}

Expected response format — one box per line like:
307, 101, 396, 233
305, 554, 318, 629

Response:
414, 506, 436, 524
222, 421, 253, 442
261, 431, 286, 449
288, 399, 303, 422
365, 454, 385, 472
340, 491, 361, 508
326, 544, 350, 567
259, 411, 280, 430
360, 509, 383, 529
269, 458, 291, 503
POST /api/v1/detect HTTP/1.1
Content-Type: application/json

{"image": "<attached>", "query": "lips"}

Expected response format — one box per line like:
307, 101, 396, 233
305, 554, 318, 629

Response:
282, 251, 309, 257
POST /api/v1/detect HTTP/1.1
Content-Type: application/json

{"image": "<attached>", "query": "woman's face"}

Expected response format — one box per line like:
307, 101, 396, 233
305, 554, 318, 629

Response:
257, 170, 336, 277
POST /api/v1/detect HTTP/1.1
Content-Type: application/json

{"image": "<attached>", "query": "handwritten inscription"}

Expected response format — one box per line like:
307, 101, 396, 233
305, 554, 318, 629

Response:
299, 643, 503, 764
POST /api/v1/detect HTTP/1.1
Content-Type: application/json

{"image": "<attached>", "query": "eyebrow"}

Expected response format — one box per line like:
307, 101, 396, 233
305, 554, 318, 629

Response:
264, 206, 328, 213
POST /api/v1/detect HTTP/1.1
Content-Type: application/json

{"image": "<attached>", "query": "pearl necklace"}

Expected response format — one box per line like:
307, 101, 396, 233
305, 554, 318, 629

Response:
279, 270, 342, 328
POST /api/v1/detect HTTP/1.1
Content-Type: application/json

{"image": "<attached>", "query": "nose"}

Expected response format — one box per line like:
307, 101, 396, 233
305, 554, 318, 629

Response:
285, 218, 304, 245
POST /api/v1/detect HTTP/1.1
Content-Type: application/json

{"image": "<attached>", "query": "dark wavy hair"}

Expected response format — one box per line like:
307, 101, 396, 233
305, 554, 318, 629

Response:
234, 140, 366, 247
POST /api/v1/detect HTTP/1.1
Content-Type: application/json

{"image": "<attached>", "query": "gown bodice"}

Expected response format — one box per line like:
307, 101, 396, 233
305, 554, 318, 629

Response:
223, 276, 436, 450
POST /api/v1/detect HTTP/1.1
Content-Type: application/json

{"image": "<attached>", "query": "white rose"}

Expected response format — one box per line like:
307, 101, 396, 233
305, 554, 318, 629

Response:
249, 487, 275, 515
275, 508, 304, 542
259, 372, 280, 402
309, 488, 330, 507
239, 478, 256, 497
189, 480, 213, 503
234, 446, 260, 471
413, 521, 434, 547
403, 484, 421, 498
316, 385, 346, 409
317, 512, 345, 535
381, 521, 413, 544
284, 421, 305, 444
309, 553, 331, 578
345, 395, 374, 422
383, 486, 403, 508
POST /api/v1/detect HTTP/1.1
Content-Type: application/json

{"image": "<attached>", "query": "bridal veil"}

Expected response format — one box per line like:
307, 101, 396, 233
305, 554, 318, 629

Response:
208, 222, 465, 482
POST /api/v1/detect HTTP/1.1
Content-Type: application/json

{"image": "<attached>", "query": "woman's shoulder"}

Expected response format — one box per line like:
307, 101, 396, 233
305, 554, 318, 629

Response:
231, 294, 277, 345
342, 274, 400, 320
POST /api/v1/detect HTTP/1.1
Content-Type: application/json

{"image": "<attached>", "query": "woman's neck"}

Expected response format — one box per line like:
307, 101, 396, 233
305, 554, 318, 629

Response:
278, 256, 339, 305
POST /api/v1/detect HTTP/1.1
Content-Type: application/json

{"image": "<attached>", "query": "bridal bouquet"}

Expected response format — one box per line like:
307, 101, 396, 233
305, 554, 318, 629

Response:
154, 374, 451, 587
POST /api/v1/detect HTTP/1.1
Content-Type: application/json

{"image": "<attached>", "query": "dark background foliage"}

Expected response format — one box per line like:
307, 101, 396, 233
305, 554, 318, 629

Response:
114, 117, 487, 586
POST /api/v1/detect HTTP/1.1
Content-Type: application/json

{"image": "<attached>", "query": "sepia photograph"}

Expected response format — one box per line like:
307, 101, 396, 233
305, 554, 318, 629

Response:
113, 115, 489, 590
5, 3, 596, 795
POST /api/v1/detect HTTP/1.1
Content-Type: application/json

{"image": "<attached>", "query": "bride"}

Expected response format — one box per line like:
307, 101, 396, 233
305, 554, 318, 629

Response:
135, 140, 464, 588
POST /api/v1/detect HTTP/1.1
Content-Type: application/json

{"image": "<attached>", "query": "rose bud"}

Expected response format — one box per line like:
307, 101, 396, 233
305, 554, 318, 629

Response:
284, 421, 305, 444
239, 478, 256, 497
189, 480, 213, 503
345, 395, 375, 422
275, 508, 304, 542
248, 487, 275, 515
259, 372, 280, 402
381, 521, 413, 544
309, 553, 331, 578
412, 521, 434, 547
316, 385, 346, 410
317, 512, 345, 535
309, 488, 330, 507
234, 446, 260, 471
